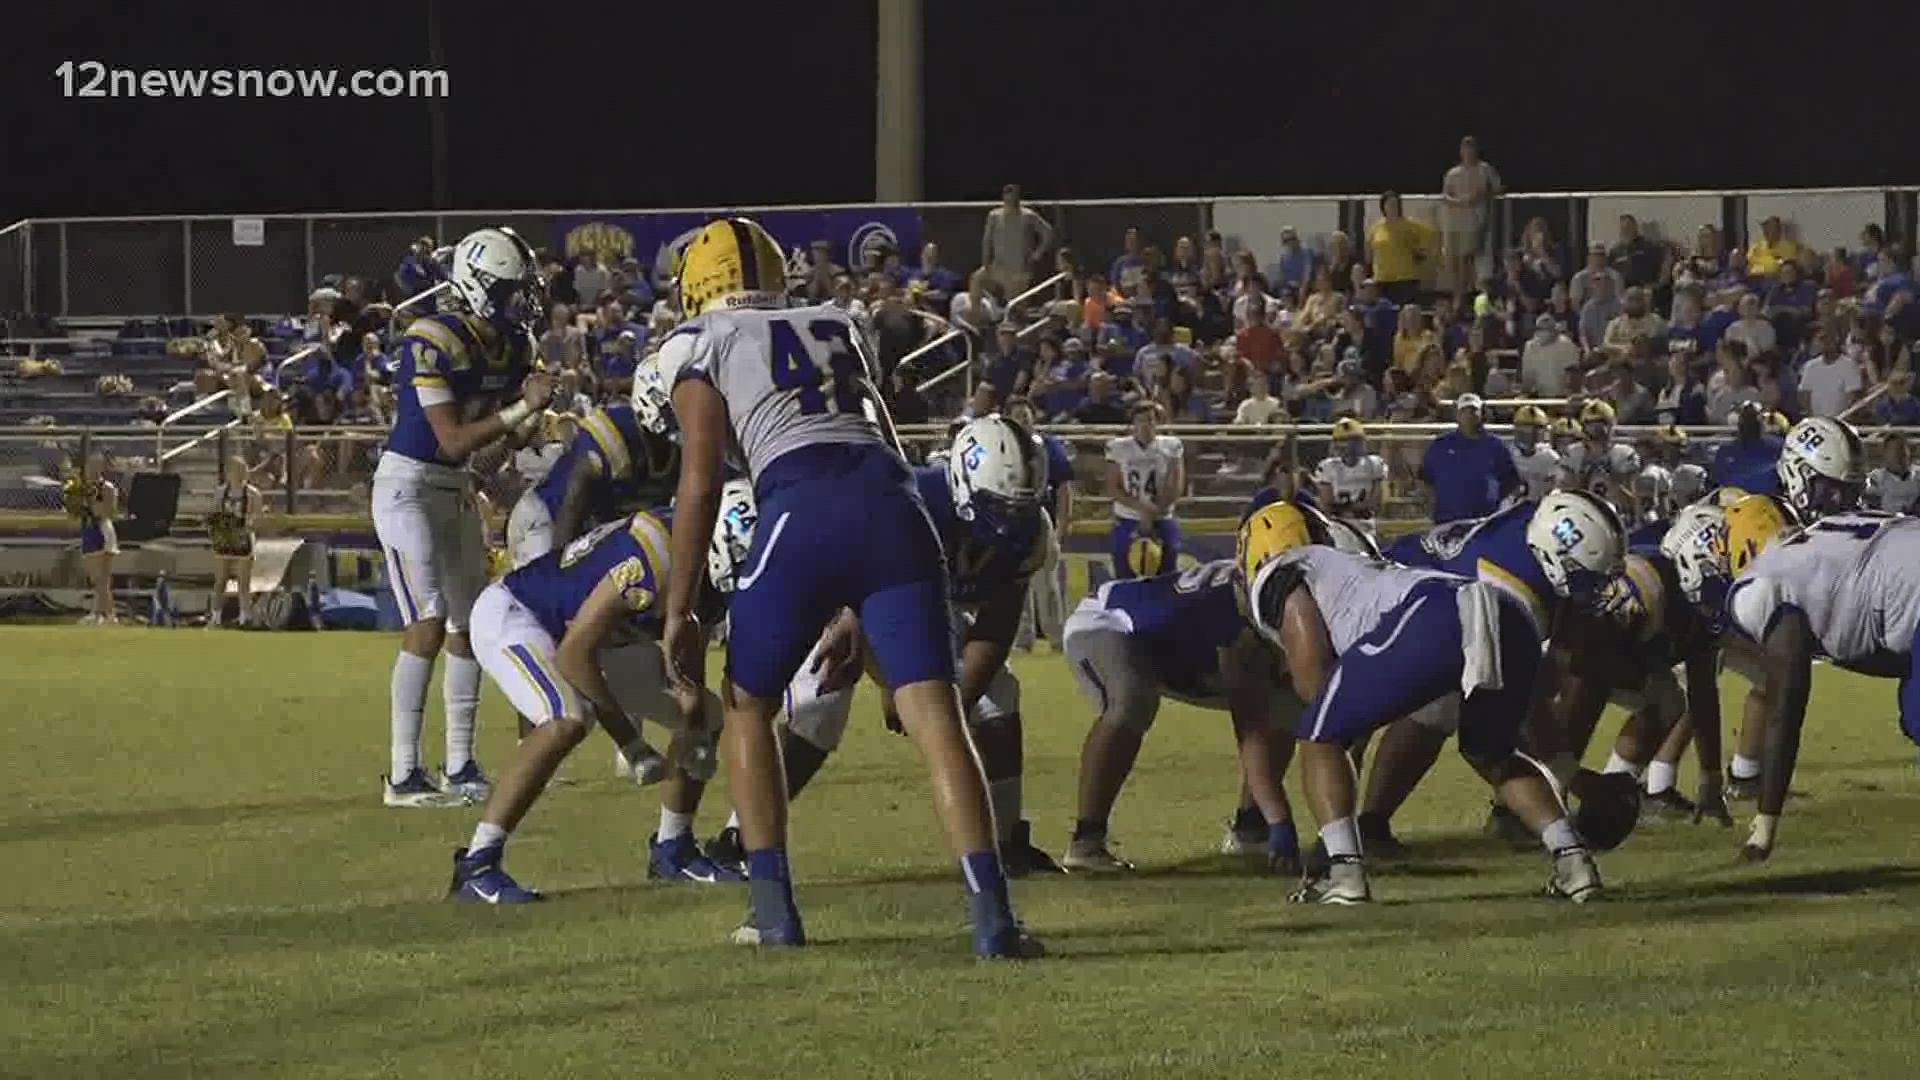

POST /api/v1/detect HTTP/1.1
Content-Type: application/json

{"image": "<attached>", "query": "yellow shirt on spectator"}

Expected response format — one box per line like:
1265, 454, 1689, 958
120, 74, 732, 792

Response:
1393, 329, 1435, 373
1369, 217, 1435, 284
1747, 237, 1799, 277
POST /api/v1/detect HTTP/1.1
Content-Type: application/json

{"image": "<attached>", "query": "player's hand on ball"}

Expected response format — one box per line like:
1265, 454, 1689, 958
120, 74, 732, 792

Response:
1693, 773, 1733, 827
520, 371, 555, 411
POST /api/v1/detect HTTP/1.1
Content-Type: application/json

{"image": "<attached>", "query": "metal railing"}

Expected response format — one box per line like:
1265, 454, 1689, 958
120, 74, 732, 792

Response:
155, 390, 234, 462
909, 272, 1069, 396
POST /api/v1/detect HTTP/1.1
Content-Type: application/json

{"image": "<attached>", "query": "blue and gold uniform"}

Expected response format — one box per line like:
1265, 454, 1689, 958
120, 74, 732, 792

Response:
1065, 561, 1255, 705
386, 311, 537, 464
1385, 500, 1555, 634
534, 402, 676, 524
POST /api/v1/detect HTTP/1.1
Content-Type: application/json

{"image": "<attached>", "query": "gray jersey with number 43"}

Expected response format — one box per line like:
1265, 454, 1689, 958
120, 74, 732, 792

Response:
655, 303, 884, 480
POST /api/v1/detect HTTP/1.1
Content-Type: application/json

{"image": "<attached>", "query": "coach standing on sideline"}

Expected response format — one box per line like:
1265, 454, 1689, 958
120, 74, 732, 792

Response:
1419, 392, 1518, 522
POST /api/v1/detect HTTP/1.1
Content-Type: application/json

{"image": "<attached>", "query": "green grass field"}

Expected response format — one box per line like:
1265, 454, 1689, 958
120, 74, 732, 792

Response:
5, 626, 1920, 1079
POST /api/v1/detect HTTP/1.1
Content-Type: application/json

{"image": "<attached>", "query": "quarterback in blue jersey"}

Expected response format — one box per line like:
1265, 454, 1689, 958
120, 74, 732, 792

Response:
372, 227, 552, 809
448, 498, 753, 903
644, 218, 1036, 958
1059, 556, 1306, 875
705, 416, 1064, 876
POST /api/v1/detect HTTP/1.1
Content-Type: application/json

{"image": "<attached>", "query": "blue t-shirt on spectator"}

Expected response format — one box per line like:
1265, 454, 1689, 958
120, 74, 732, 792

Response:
1267, 247, 1316, 293
1132, 343, 1197, 386
1420, 431, 1518, 523
1871, 271, 1910, 310
1038, 431, 1074, 511
1696, 306, 1738, 355
1876, 394, 1920, 426
1096, 322, 1149, 376
1036, 358, 1089, 417
1710, 436, 1784, 495
910, 265, 958, 297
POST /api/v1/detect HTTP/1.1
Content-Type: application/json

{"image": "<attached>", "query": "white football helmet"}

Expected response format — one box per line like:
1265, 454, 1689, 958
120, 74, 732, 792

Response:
707, 479, 758, 594
447, 227, 543, 330
1778, 416, 1866, 519
1525, 489, 1627, 607
1671, 462, 1709, 507
632, 353, 675, 434
947, 414, 1047, 540
1630, 464, 1675, 524
1660, 500, 1728, 618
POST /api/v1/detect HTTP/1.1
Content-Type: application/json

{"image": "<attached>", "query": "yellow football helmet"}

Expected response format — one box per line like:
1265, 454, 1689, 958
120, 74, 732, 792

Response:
1125, 534, 1164, 578
1653, 423, 1689, 446
676, 218, 787, 318
1513, 404, 1549, 428
1720, 494, 1799, 577
1235, 501, 1331, 584
1709, 485, 1749, 508
1579, 398, 1617, 425
1762, 410, 1792, 436
1332, 417, 1367, 441
1550, 416, 1579, 441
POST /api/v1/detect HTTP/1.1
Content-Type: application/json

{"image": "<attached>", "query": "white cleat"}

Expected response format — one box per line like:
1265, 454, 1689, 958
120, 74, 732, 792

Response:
383, 768, 469, 808
1289, 858, 1372, 905
1061, 838, 1135, 872
616, 744, 667, 787
439, 762, 493, 802
1546, 847, 1604, 903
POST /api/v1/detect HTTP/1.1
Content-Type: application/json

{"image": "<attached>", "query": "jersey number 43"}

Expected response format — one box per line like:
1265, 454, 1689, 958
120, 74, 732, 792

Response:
770, 318, 866, 416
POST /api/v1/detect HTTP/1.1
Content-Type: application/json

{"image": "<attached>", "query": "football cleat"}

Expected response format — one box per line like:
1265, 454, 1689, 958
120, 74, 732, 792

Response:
1289, 856, 1371, 905
1640, 787, 1697, 821
1000, 820, 1066, 877
447, 846, 541, 904
1546, 846, 1604, 903
704, 826, 747, 877
1061, 837, 1134, 873
1220, 823, 1268, 857
383, 767, 468, 808
976, 923, 1047, 960
730, 917, 806, 948
1726, 771, 1761, 801
617, 743, 667, 787
439, 761, 492, 802
648, 831, 746, 884
613, 747, 633, 780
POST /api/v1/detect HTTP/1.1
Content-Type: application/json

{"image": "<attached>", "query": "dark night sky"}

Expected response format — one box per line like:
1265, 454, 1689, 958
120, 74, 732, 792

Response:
4, 1, 1918, 219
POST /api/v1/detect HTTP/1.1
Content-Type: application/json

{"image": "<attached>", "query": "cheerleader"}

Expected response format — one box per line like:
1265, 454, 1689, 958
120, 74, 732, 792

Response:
207, 455, 261, 627
68, 455, 119, 624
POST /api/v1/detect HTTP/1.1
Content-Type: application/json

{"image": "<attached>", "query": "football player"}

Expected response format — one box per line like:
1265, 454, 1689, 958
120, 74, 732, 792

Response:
1647, 424, 1708, 507
1004, 395, 1074, 651
1508, 404, 1561, 502
374, 227, 552, 808
1105, 401, 1185, 579
1558, 399, 1640, 509
1239, 503, 1604, 904
1626, 465, 1676, 547
1312, 417, 1388, 534
446, 506, 736, 903
647, 218, 1037, 957
1708, 495, 1920, 860
705, 416, 1065, 876
1549, 415, 1580, 458
1777, 416, 1867, 522
504, 400, 676, 569
1866, 432, 1920, 514
1061, 557, 1304, 874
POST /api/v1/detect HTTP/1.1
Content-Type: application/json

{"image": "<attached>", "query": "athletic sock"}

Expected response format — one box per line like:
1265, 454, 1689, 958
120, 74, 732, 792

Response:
1646, 760, 1678, 795
658, 808, 694, 842
1320, 817, 1362, 860
390, 652, 434, 780
1730, 753, 1761, 781
746, 848, 799, 930
442, 653, 482, 774
467, 821, 508, 856
1541, 817, 1581, 854
1603, 752, 1644, 780
960, 849, 1016, 943
1072, 818, 1108, 843
988, 776, 1022, 845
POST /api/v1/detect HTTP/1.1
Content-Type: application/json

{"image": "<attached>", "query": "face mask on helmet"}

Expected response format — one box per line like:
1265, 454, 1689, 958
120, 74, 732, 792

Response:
1515, 423, 1541, 449
1583, 420, 1612, 442
706, 482, 759, 593
1339, 437, 1364, 463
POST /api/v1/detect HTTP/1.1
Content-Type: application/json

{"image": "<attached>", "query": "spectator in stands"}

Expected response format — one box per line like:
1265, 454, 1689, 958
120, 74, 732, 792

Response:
801, 239, 844, 301
1296, 265, 1345, 333
909, 241, 958, 306
1419, 393, 1517, 522
590, 297, 643, 376
1031, 336, 1091, 418
1875, 370, 1920, 425
1706, 340, 1760, 420
1655, 343, 1709, 425
961, 381, 1000, 421
1666, 286, 1706, 350
887, 364, 930, 425
1231, 274, 1276, 330
1519, 216, 1565, 282
1764, 259, 1817, 347
1266, 226, 1317, 295
1711, 402, 1785, 493
1329, 353, 1381, 419
1199, 242, 1231, 295
538, 304, 583, 372
951, 268, 1002, 339
869, 281, 925, 381
1725, 292, 1778, 357
1391, 304, 1434, 374
1109, 225, 1146, 294
1352, 278, 1399, 373
1324, 229, 1361, 292
1541, 280, 1580, 345
1824, 248, 1856, 296
571, 249, 609, 309
1079, 271, 1118, 332
1234, 369, 1287, 424
542, 255, 577, 308
1074, 371, 1128, 424
1500, 248, 1552, 319
1607, 356, 1655, 423
1236, 296, 1285, 377
1288, 346, 1340, 422
981, 183, 1054, 294
1747, 216, 1799, 278
394, 235, 443, 305
1799, 332, 1865, 416
1167, 236, 1202, 290
1579, 273, 1622, 350
1158, 367, 1208, 422
340, 384, 383, 426
1570, 243, 1624, 309
1095, 300, 1148, 379
1138, 249, 1177, 322
1608, 214, 1670, 290
1604, 286, 1666, 347
827, 274, 869, 326
1521, 314, 1580, 395
1441, 136, 1502, 305
1368, 192, 1434, 305
982, 322, 1031, 400
1133, 318, 1196, 389
1672, 225, 1726, 293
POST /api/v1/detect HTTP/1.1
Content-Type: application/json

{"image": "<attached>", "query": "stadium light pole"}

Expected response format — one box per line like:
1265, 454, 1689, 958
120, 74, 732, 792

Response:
426, 0, 451, 209
874, 0, 922, 203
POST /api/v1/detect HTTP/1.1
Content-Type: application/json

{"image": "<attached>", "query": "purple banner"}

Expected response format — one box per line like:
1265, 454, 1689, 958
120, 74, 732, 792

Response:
553, 207, 922, 287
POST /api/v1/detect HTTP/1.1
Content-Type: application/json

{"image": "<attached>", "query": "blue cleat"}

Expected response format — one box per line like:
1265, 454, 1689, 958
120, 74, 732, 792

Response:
439, 760, 493, 802
975, 922, 1046, 960
648, 832, 746, 884
447, 846, 542, 904
384, 767, 467, 808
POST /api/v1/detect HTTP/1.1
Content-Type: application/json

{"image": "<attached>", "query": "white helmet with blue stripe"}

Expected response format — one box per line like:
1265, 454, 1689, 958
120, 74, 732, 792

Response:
1525, 489, 1627, 608
707, 479, 758, 594
947, 414, 1047, 541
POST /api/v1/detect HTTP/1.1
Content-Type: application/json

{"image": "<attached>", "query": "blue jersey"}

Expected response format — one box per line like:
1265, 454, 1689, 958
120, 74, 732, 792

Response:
502, 512, 671, 640
1627, 518, 1669, 550
387, 312, 537, 464
1038, 432, 1073, 512
1386, 500, 1554, 631
1709, 436, 1783, 496
915, 467, 1044, 607
1610, 547, 1710, 667
533, 402, 676, 523
1096, 561, 1247, 700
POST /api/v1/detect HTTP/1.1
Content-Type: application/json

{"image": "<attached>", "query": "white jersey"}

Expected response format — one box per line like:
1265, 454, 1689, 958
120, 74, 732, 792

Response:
1726, 513, 1920, 662
1558, 440, 1640, 495
1249, 545, 1454, 655
1866, 466, 1920, 515
653, 303, 884, 481
1509, 442, 1561, 501
1105, 435, 1183, 521
1313, 454, 1388, 518
1671, 462, 1709, 506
